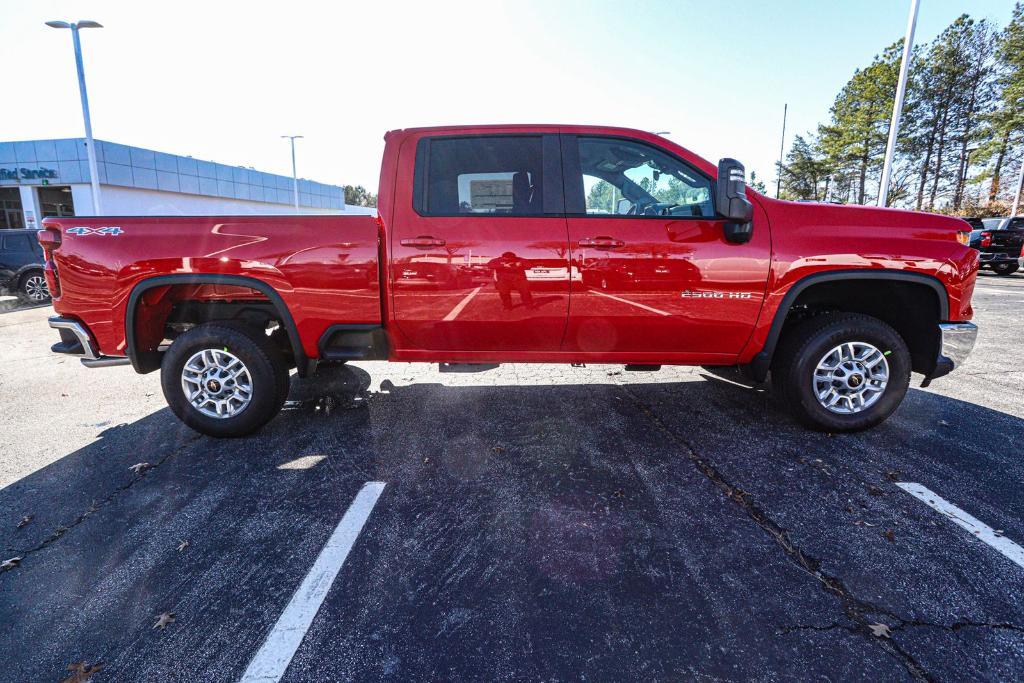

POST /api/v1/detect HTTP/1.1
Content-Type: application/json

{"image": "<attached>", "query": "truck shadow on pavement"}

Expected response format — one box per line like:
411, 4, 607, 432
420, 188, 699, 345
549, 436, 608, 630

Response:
1, 366, 1023, 681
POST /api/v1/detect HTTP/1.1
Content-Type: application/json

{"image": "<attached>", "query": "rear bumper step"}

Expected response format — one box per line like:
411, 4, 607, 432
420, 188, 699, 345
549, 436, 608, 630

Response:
49, 317, 131, 368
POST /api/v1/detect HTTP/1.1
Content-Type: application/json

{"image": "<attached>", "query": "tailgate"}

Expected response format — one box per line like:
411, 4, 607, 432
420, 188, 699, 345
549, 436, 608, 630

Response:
990, 229, 1024, 254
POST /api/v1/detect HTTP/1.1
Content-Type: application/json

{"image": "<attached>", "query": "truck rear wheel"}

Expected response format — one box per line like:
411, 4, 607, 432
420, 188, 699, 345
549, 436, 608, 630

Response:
161, 322, 290, 437
771, 313, 910, 432
991, 262, 1019, 276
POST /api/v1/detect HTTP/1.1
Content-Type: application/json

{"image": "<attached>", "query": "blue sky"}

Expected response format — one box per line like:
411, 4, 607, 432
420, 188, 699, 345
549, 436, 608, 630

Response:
0, 1, 1015, 193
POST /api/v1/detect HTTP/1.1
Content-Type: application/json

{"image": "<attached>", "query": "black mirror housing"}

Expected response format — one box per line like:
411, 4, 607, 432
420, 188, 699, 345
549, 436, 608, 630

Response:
716, 158, 754, 244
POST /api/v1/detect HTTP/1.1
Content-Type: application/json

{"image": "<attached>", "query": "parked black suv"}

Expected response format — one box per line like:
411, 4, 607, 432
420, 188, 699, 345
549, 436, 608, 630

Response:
0, 229, 50, 303
968, 217, 1024, 276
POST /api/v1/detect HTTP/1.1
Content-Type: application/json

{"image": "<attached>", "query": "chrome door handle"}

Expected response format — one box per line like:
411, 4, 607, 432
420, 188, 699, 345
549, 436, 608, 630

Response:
578, 236, 624, 249
401, 236, 447, 249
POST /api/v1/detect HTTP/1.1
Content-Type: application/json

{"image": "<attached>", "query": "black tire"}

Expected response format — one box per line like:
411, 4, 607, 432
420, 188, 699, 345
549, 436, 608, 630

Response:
771, 313, 911, 432
991, 262, 1019, 276
161, 322, 290, 437
18, 270, 50, 303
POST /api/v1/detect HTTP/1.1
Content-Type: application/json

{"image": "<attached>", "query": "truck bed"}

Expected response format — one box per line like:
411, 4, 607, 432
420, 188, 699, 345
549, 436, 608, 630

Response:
43, 214, 381, 361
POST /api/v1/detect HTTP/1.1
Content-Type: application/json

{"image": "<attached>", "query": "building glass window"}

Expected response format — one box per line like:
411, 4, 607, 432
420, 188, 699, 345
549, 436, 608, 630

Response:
37, 186, 76, 218
0, 188, 25, 229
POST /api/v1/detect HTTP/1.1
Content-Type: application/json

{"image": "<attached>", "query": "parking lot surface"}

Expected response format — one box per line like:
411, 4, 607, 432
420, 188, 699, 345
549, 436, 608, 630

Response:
1, 274, 1023, 682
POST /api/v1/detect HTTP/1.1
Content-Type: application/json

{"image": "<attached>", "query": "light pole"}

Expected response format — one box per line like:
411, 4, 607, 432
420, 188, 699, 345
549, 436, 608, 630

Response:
878, 0, 920, 207
46, 20, 103, 215
281, 135, 303, 211
1011, 156, 1024, 217
776, 103, 788, 198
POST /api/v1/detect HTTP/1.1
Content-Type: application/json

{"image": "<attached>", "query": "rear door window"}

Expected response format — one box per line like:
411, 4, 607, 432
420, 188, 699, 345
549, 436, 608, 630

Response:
3, 234, 32, 252
414, 136, 562, 216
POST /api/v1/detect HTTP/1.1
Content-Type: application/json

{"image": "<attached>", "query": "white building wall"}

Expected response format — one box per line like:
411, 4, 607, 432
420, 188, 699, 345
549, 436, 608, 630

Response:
69, 184, 375, 216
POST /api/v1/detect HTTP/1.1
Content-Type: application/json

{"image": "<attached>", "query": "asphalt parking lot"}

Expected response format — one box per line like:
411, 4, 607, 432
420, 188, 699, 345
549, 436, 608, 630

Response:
1, 273, 1022, 682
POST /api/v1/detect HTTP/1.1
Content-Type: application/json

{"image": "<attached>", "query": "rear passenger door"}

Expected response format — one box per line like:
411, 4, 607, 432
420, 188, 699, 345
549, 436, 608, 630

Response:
390, 133, 570, 352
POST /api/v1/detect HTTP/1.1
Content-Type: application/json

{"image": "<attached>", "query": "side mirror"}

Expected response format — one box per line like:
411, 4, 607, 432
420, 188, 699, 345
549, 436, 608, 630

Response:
716, 158, 754, 244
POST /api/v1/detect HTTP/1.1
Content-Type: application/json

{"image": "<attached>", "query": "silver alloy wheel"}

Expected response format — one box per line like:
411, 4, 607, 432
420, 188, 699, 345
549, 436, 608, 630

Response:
181, 348, 253, 419
813, 341, 889, 415
24, 274, 49, 302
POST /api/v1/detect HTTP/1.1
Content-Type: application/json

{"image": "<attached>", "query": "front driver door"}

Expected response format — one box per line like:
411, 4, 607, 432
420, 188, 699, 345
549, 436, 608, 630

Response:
561, 134, 770, 357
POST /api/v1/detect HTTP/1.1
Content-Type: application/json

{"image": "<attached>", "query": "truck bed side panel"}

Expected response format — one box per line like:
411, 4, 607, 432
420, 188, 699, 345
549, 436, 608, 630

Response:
45, 215, 380, 359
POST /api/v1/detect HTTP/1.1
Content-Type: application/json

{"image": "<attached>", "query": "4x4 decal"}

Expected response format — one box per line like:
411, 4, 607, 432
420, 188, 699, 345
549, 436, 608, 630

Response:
66, 226, 123, 236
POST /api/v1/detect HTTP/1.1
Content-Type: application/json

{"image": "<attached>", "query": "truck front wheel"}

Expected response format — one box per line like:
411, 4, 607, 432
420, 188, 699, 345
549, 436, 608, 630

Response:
772, 313, 911, 432
161, 322, 290, 437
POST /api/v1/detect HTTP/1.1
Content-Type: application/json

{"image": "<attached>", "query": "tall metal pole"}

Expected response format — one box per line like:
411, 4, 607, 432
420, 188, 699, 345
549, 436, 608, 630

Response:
878, 0, 920, 208
282, 135, 303, 211
1011, 157, 1024, 217
776, 103, 787, 198
70, 26, 103, 215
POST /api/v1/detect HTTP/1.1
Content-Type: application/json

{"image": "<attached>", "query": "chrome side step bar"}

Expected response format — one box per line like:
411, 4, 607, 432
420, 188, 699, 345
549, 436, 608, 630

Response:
49, 317, 131, 368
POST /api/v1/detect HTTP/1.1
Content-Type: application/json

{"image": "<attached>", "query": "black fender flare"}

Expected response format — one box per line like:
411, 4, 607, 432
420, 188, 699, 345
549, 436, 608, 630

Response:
125, 273, 309, 376
746, 269, 949, 381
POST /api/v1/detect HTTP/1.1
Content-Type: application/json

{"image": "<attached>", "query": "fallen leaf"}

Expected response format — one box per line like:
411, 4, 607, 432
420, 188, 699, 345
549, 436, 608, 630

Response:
17, 515, 32, 529
153, 612, 176, 630
176, 540, 189, 552
611, 489, 625, 499
128, 462, 150, 474
492, 446, 505, 454
868, 622, 892, 638
1, 556, 22, 571
884, 529, 896, 542
422, 456, 430, 464
61, 661, 103, 683
854, 520, 877, 527
867, 485, 884, 497
884, 470, 900, 482
939, 419, 950, 426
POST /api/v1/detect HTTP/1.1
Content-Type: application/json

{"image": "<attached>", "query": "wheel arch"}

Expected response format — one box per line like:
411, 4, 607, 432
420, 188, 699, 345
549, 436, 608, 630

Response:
748, 269, 949, 382
125, 273, 309, 376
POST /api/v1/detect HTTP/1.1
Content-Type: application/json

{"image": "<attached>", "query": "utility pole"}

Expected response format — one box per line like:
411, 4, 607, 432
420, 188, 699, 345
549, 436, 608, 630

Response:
776, 103, 787, 198
878, 0, 920, 207
46, 20, 104, 215
1012, 157, 1024, 217
281, 135, 303, 211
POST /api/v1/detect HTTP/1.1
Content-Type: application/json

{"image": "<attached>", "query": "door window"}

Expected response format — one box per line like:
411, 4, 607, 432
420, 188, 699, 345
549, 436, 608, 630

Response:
415, 136, 547, 216
573, 137, 714, 218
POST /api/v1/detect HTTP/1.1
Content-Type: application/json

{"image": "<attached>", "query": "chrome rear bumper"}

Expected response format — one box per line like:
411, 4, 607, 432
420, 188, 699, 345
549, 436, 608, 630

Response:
49, 316, 131, 368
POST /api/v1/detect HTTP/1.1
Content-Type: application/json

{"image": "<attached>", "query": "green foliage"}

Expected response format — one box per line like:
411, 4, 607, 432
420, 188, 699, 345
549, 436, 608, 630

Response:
747, 171, 767, 194
786, 8, 1021, 216
344, 185, 377, 208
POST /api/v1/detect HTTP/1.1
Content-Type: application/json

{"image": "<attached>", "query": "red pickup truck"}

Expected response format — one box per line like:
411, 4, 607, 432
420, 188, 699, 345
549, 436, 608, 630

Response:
40, 125, 979, 437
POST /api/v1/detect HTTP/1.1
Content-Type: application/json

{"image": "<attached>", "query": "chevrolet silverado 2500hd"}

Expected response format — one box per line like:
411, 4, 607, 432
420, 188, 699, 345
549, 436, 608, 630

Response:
41, 125, 979, 437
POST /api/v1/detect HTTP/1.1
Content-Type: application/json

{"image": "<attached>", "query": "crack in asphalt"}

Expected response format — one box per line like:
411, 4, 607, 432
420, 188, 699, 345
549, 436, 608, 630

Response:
618, 384, 935, 682
780, 620, 1024, 636
2, 433, 202, 576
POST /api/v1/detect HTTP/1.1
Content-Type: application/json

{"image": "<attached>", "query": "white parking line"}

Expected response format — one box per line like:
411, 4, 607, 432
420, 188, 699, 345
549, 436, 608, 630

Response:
443, 286, 482, 321
896, 482, 1024, 570
587, 289, 671, 316
240, 481, 387, 682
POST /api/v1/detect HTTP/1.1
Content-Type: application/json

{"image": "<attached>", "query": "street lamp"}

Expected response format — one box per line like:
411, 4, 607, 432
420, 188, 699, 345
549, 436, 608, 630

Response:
281, 135, 303, 211
878, 0, 920, 207
46, 20, 103, 215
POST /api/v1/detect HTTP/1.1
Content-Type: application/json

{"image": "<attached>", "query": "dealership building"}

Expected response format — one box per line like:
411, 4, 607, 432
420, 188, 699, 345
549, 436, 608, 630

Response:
0, 138, 370, 230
